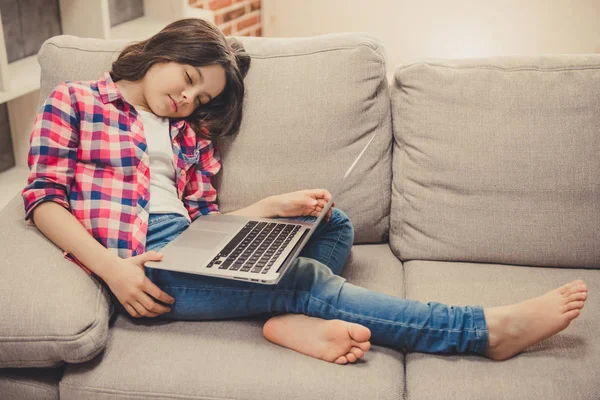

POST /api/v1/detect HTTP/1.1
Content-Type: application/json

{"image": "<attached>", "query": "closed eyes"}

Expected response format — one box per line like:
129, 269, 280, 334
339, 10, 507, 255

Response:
185, 71, 203, 105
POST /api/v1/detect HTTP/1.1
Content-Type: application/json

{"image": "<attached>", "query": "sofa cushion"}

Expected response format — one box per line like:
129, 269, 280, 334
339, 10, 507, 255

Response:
342, 243, 404, 294
389, 55, 600, 267
0, 195, 112, 368
59, 244, 404, 400
0, 366, 64, 400
38, 33, 393, 244
404, 260, 599, 400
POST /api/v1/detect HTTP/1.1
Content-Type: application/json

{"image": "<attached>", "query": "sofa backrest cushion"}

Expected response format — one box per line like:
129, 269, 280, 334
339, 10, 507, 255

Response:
389, 55, 600, 268
38, 33, 393, 243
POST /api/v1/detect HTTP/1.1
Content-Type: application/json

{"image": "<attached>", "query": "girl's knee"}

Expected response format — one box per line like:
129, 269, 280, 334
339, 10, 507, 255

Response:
330, 208, 354, 241
330, 208, 350, 226
290, 257, 346, 286
294, 257, 348, 301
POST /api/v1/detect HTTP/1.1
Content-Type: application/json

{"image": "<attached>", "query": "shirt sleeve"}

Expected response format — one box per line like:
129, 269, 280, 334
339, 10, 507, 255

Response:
183, 135, 222, 222
21, 82, 80, 223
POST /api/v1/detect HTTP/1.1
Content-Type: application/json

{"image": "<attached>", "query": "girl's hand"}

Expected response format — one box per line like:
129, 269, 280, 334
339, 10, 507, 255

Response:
103, 251, 175, 318
274, 189, 335, 222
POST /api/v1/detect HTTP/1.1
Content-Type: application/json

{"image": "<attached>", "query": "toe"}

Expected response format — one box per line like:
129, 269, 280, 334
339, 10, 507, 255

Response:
567, 292, 587, 302
564, 309, 581, 320
334, 355, 348, 365
348, 324, 371, 343
346, 352, 357, 363
564, 283, 588, 297
350, 347, 364, 359
563, 301, 585, 313
352, 339, 371, 352
564, 282, 584, 296
559, 281, 577, 295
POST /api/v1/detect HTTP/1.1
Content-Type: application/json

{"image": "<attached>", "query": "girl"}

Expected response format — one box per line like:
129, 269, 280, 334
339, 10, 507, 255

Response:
23, 18, 588, 365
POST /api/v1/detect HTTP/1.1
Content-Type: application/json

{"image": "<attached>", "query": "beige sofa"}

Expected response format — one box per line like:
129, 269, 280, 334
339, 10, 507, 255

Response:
0, 33, 598, 400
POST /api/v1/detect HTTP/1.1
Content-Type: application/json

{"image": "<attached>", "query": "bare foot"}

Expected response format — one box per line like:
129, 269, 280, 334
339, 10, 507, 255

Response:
263, 314, 372, 364
484, 280, 588, 361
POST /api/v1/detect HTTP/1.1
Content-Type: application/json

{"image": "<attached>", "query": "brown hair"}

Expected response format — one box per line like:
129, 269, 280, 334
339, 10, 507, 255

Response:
110, 18, 251, 141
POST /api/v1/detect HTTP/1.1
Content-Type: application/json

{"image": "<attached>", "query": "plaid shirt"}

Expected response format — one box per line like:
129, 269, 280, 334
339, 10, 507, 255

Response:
22, 72, 221, 274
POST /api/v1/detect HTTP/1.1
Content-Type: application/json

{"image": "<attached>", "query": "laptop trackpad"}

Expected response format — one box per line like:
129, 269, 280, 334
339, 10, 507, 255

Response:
173, 229, 230, 249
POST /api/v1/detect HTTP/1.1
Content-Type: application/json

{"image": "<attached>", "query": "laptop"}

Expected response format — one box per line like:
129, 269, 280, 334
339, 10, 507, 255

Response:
145, 133, 377, 285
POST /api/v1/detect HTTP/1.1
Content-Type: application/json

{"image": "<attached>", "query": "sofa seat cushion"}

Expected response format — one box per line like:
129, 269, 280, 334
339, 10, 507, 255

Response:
389, 55, 600, 268
404, 260, 600, 400
342, 243, 404, 294
59, 244, 405, 400
0, 195, 112, 368
0, 366, 64, 400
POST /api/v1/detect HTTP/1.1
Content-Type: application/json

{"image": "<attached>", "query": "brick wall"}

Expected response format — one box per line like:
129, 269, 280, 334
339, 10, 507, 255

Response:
189, 0, 262, 37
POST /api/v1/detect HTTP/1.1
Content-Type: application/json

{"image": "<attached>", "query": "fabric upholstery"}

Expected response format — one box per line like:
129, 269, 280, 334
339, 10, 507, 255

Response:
404, 260, 600, 400
0, 195, 112, 368
389, 55, 600, 268
0, 366, 64, 400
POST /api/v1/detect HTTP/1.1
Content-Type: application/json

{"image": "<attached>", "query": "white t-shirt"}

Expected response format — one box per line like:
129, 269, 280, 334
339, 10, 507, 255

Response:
138, 110, 191, 221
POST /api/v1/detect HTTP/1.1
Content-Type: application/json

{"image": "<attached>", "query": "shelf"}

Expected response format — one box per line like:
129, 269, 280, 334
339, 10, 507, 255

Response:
0, 1, 211, 103
0, 55, 40, 104
110, 16, 172, 41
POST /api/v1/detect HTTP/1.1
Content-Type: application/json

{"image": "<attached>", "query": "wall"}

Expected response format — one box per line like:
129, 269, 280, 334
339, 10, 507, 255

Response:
190, 0, 262, 36
262, 0, 600, 75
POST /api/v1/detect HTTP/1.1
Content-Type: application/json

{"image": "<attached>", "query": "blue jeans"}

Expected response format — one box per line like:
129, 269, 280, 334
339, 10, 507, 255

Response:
112, 209, 489, 355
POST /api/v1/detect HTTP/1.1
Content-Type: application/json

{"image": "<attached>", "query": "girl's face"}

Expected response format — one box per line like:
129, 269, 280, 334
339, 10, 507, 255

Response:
142, 62, 227, 118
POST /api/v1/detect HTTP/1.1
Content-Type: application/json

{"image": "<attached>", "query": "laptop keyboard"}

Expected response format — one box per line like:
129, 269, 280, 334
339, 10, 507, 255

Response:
206, 221, 301, 275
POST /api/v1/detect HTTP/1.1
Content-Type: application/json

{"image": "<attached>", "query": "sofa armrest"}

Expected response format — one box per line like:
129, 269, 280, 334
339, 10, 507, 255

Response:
0, 194, 112, 368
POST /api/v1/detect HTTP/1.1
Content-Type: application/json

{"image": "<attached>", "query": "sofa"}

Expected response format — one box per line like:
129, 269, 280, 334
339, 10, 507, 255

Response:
0, 32, 598, 400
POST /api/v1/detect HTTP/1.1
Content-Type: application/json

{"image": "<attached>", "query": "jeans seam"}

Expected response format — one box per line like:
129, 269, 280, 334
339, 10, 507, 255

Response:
148, 214, 180, 227
323, 229, 345, 270
471, 306, 490, 354
162, 285, 308, 297
308, 295, 480, 333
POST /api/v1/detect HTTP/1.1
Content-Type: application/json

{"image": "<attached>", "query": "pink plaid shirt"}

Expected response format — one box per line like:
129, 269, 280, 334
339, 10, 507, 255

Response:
22, 72, 221, 274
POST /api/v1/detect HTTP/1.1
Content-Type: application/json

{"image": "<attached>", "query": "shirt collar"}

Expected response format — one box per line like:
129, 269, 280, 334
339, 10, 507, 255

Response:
97, 72, 122, 104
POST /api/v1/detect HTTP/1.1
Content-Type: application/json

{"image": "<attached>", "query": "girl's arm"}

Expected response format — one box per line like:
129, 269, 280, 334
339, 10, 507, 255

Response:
21, 82, 117, 276
227, 189, 334, 220
22, 82, 79, 220
21, 82, 114, 276
32, 201, 121, 281
225, 195, 279, 217
34, 201, 174, 318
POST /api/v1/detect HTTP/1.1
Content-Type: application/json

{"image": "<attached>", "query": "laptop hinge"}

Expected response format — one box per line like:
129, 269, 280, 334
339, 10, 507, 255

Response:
276, 228, 310, 273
